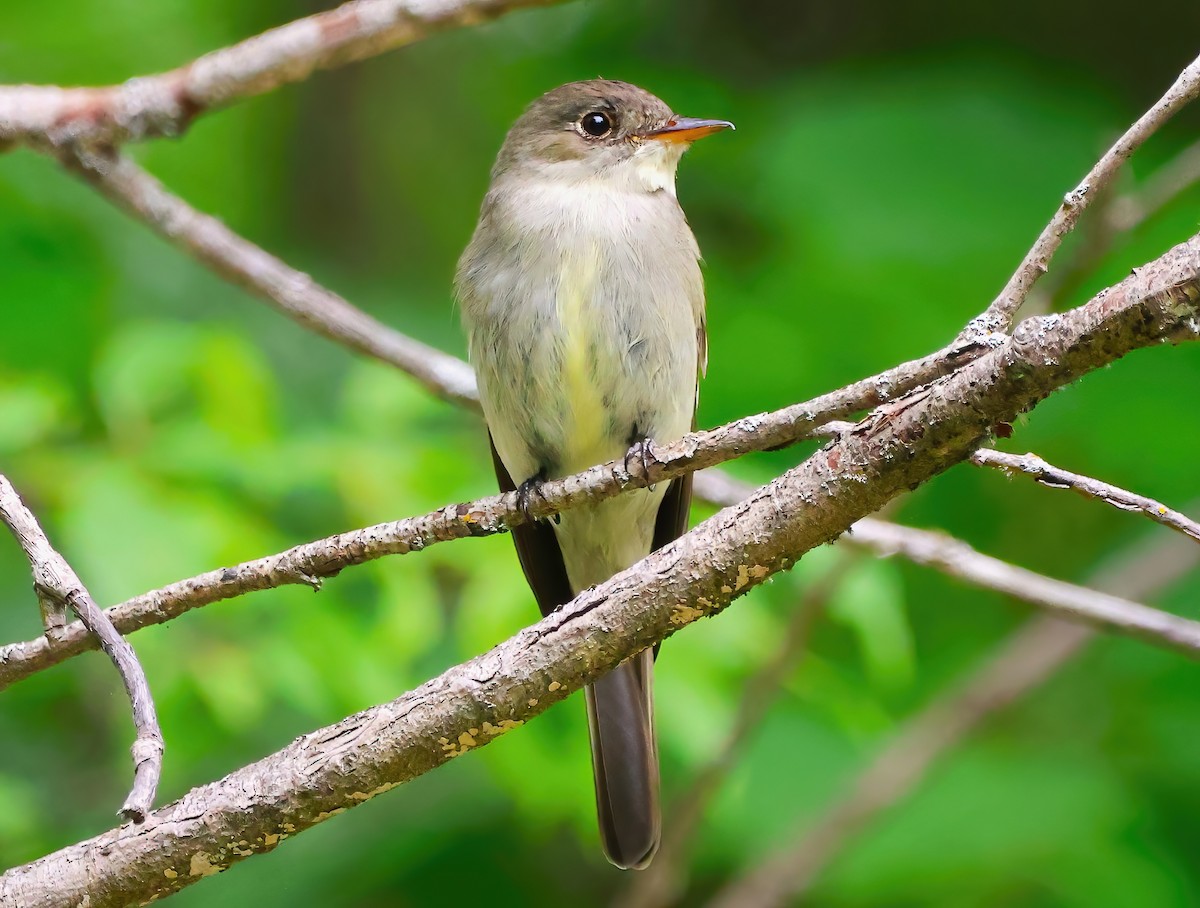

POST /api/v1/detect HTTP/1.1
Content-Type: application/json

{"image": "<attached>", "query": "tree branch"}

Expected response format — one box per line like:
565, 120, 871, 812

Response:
706, 525, 1200, 908
0, 475, 163, 822
0, 335, 993, 689
972, 448, 1200, 544
0, 0, 563, 150
958, 52, 1200, 340
698, 470, 1200, 651
2, 225, 1194, 690
67, 147, 480, 409
3, 220, 1198, 907
1026, 137, 1200, 314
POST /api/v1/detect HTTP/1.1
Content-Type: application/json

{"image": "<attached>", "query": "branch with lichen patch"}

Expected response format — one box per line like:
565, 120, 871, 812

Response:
706, 525, 1200, 908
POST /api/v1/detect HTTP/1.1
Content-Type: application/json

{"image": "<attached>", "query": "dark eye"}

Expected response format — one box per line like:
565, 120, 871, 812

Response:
580, 111, 613, 138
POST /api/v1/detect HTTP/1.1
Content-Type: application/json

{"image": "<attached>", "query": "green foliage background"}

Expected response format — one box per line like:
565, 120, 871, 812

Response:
2, 2, 1199, 904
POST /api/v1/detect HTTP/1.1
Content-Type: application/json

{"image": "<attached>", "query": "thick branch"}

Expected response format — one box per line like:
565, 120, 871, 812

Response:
959, 53, 1200, 339
972, 449, 1200, 544
699, 470, 1200, 652
2, 233, 1199, 690
0, 476, 163, 821
0, 0, 562, 149
3, 219, 1199, 908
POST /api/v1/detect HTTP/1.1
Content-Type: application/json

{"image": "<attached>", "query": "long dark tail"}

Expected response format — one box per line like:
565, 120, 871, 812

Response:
584, 648, 660, 870
489, 436, 689, 870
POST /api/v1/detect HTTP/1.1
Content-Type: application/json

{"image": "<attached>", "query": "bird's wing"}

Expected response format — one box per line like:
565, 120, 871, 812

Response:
490, 433, 574, 618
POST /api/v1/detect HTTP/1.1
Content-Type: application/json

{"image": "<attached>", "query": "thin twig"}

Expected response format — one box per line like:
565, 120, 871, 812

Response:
959, 53, 1200, 340
706, 525, 1199, 908
0, 475, 163, 821
972, 449, 1200, 544
621, 554, 856, 908
699, 471, 1200, 662
0, 0, 564, 149
1026, 138, 1200, 314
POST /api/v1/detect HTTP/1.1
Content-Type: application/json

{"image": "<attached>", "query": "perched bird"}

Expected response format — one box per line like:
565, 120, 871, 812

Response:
456, 79, 732, 870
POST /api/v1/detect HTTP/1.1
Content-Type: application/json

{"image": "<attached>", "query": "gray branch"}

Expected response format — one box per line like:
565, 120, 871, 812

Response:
0, 0, 563, 150
972, 449, 1200, 544
958, 52, 1200, 339
2, 213, 1199, 908
0, 475, 163, 822
1026, 137, 1200, 314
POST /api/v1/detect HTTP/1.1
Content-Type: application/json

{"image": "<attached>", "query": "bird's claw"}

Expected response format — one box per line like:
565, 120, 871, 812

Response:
517, 471, 558, 525
623, 436, 659, 491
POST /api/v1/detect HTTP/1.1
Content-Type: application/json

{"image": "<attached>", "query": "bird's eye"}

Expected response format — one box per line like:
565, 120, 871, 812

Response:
580, 111, 613, 138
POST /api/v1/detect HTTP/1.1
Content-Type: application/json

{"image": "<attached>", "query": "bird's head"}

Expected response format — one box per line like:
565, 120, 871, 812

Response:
493, 79, 733, 195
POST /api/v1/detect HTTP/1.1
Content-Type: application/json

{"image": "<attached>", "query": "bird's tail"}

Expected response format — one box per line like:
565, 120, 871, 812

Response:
584, 648, 660, 870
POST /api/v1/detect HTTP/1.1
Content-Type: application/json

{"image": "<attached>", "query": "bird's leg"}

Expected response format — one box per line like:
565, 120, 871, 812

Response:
517, 467, 559, 525
624, 427, 660, 492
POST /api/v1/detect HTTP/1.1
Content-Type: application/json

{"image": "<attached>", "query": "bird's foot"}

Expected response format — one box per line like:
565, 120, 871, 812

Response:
517, 469, 559, 525
623, 435, 659, 491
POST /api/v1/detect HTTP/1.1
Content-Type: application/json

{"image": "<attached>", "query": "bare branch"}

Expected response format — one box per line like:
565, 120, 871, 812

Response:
959, 53, 1200, 340
0, 0, 563, 150
0, 475, 163, 822
68, 147, 480, 409
972, 449, 1200, 544
5, 226, 1198, 689
1027, 138, 1200, 314
706, 525, 1200, 908
3, 212, 1198, 905
0, 334, 988, 688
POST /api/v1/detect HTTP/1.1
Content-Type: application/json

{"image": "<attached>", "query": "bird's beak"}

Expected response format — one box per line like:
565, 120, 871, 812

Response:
644, 117, 735, 144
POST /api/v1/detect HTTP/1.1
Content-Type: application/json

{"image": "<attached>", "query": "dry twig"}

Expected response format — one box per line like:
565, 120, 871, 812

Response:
959, 52, 1200, 339
0, 475, 163, 821
972, 449, 1200, 544
1026, 138, 1200, 314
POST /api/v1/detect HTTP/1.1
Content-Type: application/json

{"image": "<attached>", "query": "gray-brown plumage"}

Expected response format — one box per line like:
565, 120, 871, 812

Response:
456, 80, 731, 870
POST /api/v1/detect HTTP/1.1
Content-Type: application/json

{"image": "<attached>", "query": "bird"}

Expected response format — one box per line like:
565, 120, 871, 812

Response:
455, 79, 732, 870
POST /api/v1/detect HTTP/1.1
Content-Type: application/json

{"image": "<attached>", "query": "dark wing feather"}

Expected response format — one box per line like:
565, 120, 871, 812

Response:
489, 434, 574, 618
652, 473, 692, 554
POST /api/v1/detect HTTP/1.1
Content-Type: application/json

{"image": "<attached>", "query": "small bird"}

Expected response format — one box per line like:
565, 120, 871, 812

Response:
456, 80, 732, 870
